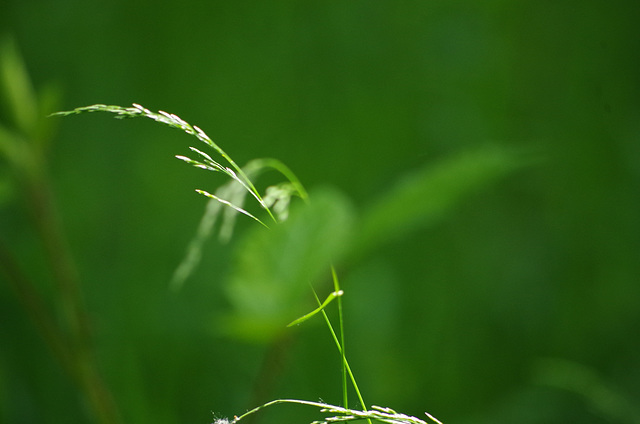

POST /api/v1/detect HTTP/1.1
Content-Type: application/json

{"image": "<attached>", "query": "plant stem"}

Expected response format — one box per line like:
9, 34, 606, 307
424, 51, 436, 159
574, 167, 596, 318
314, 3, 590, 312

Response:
11, 162, 124, 424
243, 334, 294, 424
331, 266, 348, 409
314, 283, 371, 424
0, 240, 74, 373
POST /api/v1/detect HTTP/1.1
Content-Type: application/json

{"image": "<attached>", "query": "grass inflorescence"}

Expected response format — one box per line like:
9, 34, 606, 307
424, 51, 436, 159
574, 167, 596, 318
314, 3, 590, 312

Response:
54, 103, 444, 424
231, 399, 443, 424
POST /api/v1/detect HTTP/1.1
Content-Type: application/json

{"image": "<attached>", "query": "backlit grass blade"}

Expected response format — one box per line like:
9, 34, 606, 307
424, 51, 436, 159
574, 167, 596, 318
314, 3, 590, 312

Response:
287, 289, 343, 327
196, 189, 268, 228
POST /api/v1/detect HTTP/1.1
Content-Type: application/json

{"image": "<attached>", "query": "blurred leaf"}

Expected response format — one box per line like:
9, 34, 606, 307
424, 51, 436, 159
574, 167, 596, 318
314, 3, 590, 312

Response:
218, 147, 524, 342
263, 183, 297, 222
533, 358, 640, 424
222, 187, 355, 342
0, 123, 19, 162
0, 36, 60, 182
0, 172, 15, 206
0, 122, 32, 177
33, 83, 62, 147
0, 36, 37, 136
356, 146, 524, 254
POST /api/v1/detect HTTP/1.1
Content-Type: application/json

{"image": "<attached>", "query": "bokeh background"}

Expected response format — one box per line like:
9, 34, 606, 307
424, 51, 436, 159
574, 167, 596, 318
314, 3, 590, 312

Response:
1, 1, 639, 424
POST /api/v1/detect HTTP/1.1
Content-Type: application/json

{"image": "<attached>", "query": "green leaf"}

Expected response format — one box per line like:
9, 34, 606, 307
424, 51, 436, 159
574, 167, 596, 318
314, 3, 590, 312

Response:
222, 187, 355, 342
0, 36, 37, 136
356, 146, 523, 254
195, 189, 268, 228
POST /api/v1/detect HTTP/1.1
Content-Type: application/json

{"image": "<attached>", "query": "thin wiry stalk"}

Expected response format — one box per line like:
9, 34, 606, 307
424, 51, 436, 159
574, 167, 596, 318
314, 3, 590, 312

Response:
314, 289, 369, 419
52, 103, 277, 223
331, 266, 349, 410
54, 104, 311, 289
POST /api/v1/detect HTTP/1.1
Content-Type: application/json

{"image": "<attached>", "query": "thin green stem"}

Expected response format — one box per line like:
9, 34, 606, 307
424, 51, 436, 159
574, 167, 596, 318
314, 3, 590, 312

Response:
313, 289, 371, 424
331, 266, 348, 409
288, 289, 343, 327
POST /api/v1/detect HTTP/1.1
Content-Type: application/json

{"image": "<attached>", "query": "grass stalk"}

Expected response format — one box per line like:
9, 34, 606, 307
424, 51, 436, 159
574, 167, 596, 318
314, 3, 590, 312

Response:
26, 176, 123, 424
312, 287, 370, 422
52, 104, 278, 223
1, 168, 123, 424
0, 240, 74, 375
332, 266, 349, 409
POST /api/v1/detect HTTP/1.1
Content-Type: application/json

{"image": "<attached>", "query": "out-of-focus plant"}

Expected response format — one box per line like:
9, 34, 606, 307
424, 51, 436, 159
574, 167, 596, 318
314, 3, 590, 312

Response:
0, 36, 123, 424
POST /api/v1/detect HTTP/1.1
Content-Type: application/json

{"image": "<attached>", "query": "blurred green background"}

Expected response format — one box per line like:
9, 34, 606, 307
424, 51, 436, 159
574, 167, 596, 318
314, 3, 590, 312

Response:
1, 1, 639, 424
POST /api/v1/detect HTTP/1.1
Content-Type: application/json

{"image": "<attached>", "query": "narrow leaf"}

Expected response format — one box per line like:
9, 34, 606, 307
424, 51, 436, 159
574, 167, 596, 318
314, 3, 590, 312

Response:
196, 189, 268, 228
287, 290, 343, 327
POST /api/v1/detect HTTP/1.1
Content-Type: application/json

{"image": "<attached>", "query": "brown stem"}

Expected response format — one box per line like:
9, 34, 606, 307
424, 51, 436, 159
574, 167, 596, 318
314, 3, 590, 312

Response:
25, 177, 92, 352
0, 241, 75, 374
244, 334, 294, 424
4, 159, 125, 424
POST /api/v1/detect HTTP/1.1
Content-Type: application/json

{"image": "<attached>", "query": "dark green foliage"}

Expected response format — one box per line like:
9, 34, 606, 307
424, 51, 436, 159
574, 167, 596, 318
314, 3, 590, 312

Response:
2, 2, 640, 424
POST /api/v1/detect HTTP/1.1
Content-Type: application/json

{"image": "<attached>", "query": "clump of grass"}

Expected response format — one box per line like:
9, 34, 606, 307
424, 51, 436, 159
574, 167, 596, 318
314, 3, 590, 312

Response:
54, 104, 446, 424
